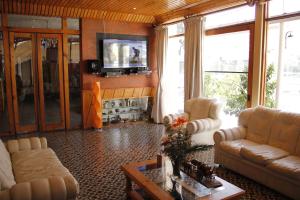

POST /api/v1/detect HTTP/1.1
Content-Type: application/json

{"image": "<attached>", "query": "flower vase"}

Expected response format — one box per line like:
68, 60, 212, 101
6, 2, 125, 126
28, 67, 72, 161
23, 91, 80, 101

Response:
172, 159, 181, 178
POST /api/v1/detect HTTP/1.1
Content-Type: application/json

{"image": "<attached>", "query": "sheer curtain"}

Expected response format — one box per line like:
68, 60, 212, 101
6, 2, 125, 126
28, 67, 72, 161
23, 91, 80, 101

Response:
184, 16, 205, 101
151, 26, 168, 123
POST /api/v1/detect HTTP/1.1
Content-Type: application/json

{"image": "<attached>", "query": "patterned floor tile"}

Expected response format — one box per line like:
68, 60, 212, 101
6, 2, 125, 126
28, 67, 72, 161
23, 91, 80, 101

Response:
4, 122, 291, 200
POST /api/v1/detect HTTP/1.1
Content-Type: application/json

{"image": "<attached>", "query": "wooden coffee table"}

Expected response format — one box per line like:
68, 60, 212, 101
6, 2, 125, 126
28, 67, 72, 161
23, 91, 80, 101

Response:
121, 159, 245, 200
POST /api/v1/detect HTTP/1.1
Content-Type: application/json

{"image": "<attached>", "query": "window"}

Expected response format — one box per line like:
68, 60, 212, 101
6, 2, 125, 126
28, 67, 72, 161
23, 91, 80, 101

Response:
8, 14, 62, 29
203, 30, 250, 128
67, 18, 80, 30
168, 22, 184, 37
205, 6, 255, 29
166, 23, 185, 114
265, 19, 300, 112
269, 0, 300, 18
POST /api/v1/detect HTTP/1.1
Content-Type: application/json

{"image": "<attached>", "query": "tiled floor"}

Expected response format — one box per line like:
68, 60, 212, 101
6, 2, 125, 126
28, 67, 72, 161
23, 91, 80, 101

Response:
5, 122, 291, 200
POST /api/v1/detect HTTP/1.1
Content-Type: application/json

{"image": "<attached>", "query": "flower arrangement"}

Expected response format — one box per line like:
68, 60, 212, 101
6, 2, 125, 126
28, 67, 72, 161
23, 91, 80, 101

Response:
161, 116, 212, 177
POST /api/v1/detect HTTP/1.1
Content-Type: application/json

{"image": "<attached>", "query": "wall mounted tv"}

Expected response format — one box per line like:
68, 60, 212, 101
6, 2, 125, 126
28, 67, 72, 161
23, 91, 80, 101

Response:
97, 33, 148, 72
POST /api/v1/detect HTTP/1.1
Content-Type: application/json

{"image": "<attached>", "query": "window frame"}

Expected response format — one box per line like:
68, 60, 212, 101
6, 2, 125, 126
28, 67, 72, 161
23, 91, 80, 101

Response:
204, 21, 255, 108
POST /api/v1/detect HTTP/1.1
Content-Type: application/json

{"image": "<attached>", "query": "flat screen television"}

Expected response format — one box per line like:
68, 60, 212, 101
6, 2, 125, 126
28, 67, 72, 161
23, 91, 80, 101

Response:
99, 38, 147, 69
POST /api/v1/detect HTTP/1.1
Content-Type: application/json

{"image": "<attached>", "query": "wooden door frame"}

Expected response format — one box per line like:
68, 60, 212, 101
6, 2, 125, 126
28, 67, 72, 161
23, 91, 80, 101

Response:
63, 34, 71, 130
0, 17, 15, 135
37, 33, 65, 131
205, 22, 255, 108
9, 32, 39, 133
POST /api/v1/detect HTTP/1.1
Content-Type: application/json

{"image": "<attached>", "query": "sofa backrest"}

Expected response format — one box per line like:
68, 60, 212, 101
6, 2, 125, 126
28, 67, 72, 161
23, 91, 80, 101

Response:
246, 106, 278, 144
0, 139, 16, 190
184, 98, 220, 121
268, 111, 300, 154
295, 136, 300, 157
238, 107, 255, 127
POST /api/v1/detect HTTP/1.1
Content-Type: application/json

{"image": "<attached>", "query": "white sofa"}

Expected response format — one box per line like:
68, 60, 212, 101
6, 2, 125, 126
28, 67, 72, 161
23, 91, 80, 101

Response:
214, 106, 300, 199
164, 97, 222, 145
0, 137, 79, 200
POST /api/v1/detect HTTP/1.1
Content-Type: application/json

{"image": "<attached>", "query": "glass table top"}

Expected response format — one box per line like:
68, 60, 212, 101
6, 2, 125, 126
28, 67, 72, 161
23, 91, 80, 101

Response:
137, 161, 225, 200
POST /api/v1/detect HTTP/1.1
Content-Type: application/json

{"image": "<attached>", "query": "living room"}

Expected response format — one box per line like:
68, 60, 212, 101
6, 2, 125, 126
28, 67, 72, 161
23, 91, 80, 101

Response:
0, 0, 300, 199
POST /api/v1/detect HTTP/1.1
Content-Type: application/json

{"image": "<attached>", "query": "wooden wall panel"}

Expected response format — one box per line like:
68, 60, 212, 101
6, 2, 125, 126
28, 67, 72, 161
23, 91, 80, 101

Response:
103, 89, 114, 99
82, 90, 94, 129
81, 18, 158, 91
123, 88, 135, 98
133, 88, 143, 97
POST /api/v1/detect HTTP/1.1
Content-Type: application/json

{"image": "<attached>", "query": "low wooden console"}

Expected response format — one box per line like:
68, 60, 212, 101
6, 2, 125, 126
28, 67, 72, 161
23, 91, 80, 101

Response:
83, 86, 155, 129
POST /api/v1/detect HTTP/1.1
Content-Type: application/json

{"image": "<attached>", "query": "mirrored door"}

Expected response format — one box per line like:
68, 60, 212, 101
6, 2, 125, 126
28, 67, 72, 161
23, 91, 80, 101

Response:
10, 32, 38, 133
37, 34, 65, 131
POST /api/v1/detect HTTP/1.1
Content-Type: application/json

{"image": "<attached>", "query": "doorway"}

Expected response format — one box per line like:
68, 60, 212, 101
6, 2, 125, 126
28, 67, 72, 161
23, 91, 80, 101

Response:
10, 32, 65, 133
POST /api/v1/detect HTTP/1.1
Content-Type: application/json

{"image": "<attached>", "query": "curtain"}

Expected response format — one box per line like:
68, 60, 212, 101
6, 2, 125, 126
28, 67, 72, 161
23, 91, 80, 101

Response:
184, 16, 204, 101
151, 26, 168, 123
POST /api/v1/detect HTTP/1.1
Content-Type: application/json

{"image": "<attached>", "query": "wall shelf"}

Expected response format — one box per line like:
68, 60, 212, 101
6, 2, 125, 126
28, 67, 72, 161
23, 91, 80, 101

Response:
83, 86, 155, 129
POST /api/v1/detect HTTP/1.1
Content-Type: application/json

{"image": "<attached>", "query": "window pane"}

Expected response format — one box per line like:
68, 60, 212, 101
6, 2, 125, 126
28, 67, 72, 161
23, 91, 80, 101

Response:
166, 36, 184, 114
0, 33, 9, 132
8, 14, 62, 29
203, 31, 250, 128
67, 18, 80, 30
68, 35, 81, 128
269, 0, 300, 17
13, 35, 37, 126
168, 22, 184, 36
41, 37, 62, 124
205, 6, 255, 29
203, 31, 249, 72
265, 19, 300, 112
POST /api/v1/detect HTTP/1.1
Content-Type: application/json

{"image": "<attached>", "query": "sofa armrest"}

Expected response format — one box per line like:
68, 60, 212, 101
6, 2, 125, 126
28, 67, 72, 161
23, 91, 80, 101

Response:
163, 112, 189, 125
213, 126, 247, 145
0, 176, 79, 200
186, 118, 221, 134
6, 137, 48, 154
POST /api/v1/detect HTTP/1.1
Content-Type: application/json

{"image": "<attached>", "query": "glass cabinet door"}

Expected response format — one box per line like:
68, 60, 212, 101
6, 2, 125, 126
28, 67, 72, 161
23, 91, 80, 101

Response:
10, 32, 38, 133
37, 34, 65, 131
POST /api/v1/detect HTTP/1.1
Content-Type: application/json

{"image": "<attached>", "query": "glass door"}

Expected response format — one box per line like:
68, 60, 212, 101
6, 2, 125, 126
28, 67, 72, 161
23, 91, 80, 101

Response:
9, 32, 38, 133
37, 34, 65, 131
203, 29, 252, 128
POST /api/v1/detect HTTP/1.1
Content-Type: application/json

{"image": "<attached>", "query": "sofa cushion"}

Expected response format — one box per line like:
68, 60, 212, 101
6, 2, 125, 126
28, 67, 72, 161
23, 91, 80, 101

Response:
220, 139, 259, 157
0, 140, 16, 190
268, 111, 300, 154
11, 148, 71, 183
246, 106, 278, 144
267, 156, 300, 181
189, 98, 212, 121
240, 144, 289, 166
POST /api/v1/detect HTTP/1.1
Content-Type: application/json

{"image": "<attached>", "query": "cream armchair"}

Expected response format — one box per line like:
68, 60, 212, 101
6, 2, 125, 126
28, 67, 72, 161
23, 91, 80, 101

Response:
164, 97, 222, 144
0, 137, 79, 200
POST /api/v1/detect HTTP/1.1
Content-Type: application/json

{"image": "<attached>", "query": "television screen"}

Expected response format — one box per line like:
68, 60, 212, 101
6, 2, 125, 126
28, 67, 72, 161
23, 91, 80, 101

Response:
101, 39, 147, 68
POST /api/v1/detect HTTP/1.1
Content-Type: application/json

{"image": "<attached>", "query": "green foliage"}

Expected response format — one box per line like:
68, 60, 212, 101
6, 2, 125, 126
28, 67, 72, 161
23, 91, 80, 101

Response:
265, 64, 277, 108
204, 64, 277, 116
204, 71, 247, 116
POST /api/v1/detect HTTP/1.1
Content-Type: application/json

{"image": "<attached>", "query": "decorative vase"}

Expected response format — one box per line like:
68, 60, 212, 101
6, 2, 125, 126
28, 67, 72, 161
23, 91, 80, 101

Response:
172, 159, 181, 178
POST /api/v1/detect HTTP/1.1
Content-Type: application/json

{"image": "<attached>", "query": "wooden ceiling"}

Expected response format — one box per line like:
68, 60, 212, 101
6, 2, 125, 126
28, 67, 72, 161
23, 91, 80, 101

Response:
1, 0, 246, 24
